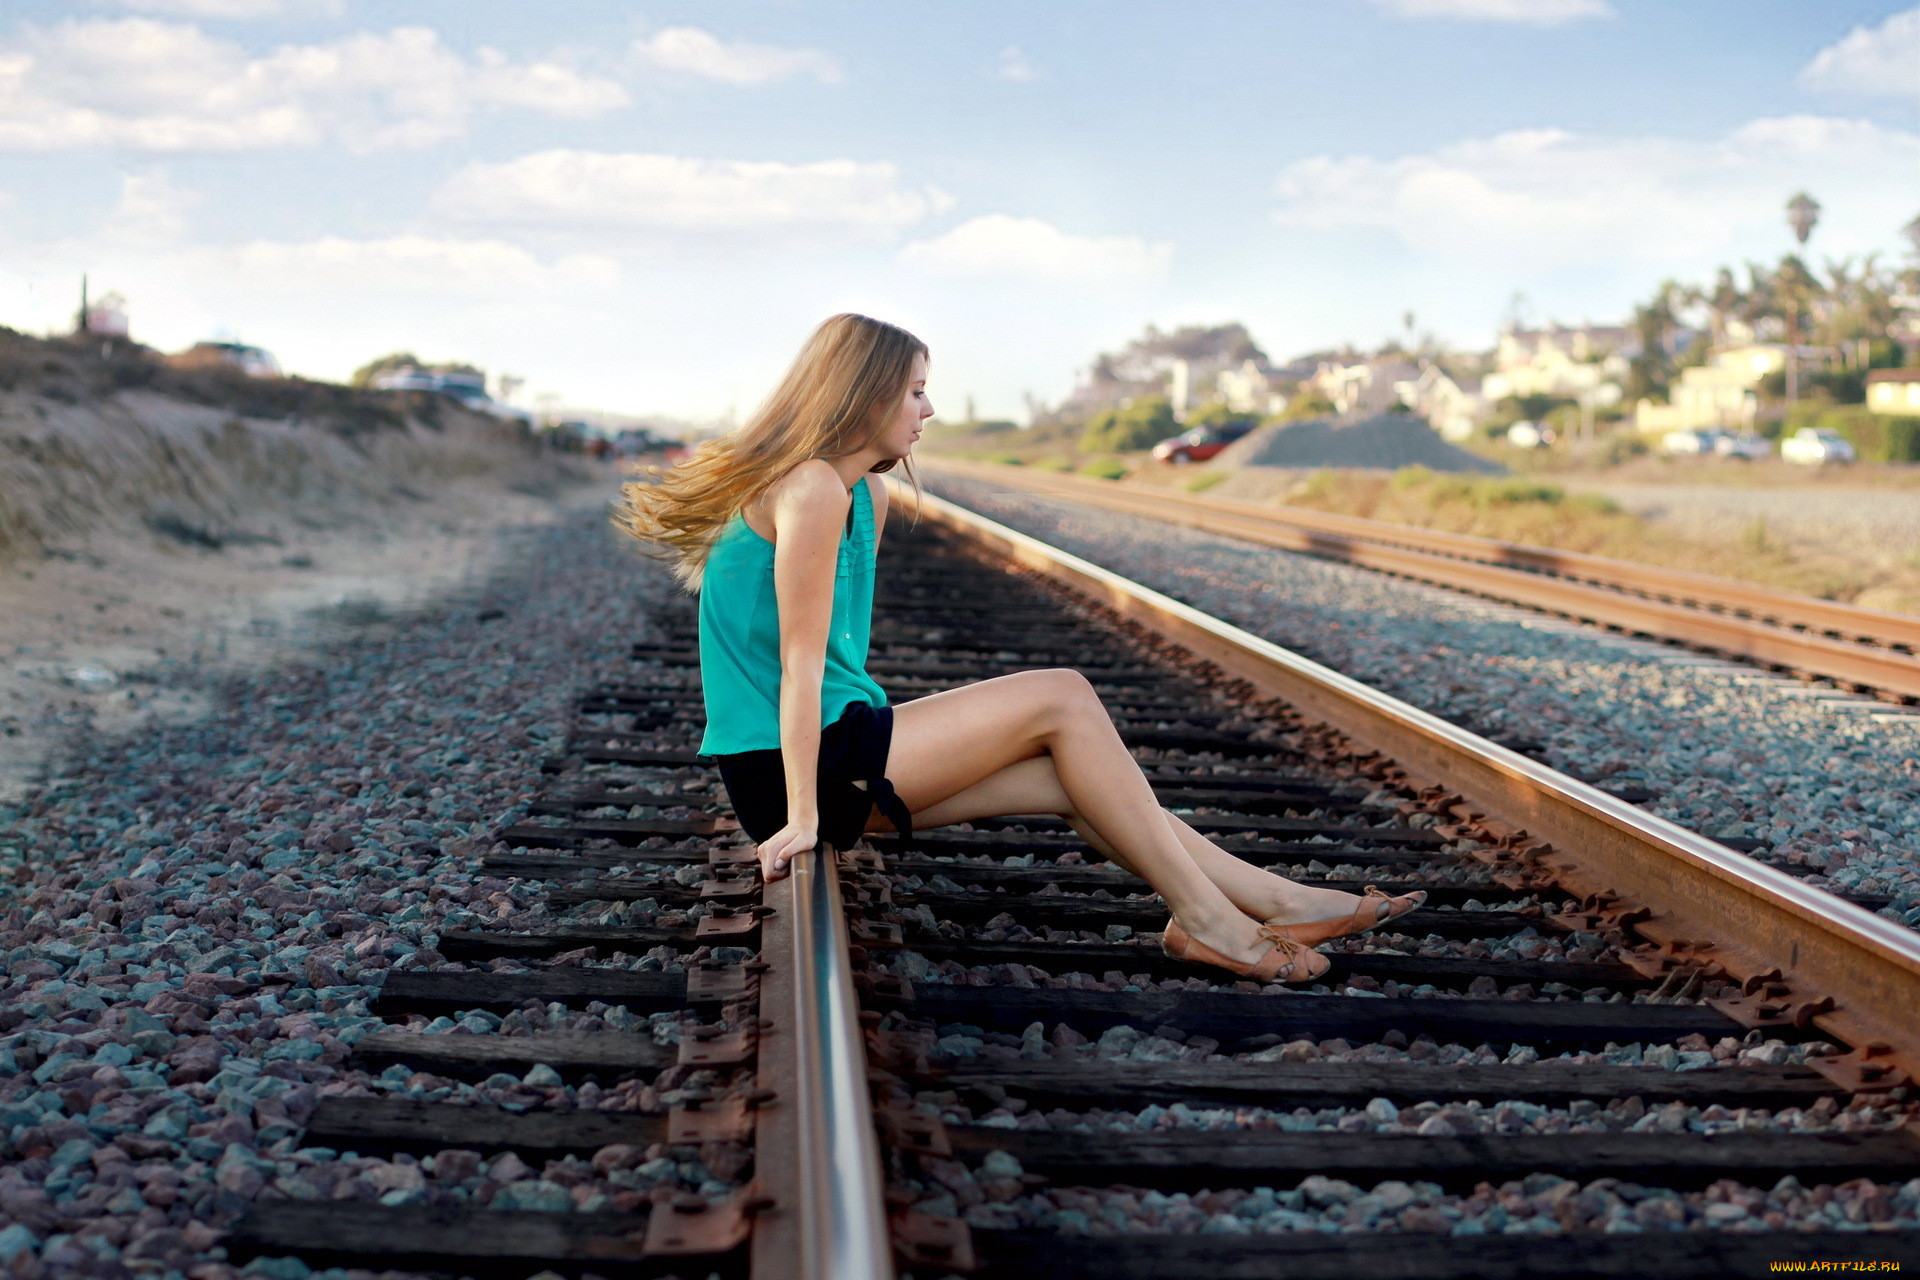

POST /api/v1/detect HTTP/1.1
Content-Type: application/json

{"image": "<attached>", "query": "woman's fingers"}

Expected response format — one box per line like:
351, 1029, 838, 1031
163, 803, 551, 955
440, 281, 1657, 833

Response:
757, 824, 818, 880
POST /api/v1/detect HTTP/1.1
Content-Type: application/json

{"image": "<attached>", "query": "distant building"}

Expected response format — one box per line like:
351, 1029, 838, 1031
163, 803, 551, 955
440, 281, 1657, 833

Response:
1481, 323, 1631, 402
1392, 364, 1485, 442
82, 290, 129, 338
1635, 345, 1785, 433
1308, 356, 1420, 417
1214, 358, 1289, 417
1867, 368, 1920, 416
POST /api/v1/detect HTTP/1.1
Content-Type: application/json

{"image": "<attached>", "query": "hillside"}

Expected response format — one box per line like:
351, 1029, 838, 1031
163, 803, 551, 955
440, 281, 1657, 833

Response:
0, 328, 603, 801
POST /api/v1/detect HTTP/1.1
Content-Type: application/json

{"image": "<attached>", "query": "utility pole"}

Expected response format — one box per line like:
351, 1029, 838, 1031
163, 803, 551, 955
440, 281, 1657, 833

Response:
76, 274, 88, 336
1784, 192, 1821, 406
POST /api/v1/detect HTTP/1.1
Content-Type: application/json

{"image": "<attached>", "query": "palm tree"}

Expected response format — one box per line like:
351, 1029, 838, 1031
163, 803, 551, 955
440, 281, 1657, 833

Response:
1787, 192, 1821, 247
1776, 254, 1821, 402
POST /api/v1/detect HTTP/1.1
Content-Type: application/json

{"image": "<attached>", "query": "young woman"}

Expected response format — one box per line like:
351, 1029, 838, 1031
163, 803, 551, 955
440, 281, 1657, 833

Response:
616, 314, 1422, 983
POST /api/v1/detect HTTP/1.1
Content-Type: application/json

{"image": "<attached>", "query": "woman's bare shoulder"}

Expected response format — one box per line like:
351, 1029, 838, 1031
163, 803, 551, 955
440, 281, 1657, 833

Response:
766, 460, 851, 518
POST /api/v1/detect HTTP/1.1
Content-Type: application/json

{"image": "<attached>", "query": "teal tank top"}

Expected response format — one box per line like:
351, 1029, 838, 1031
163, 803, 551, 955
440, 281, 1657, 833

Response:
696, 476, 888, 755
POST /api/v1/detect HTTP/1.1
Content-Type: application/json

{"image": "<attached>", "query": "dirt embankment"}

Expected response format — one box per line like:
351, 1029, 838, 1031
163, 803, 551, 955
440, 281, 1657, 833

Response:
0, 329, 565, 561
0, 328, 608, 801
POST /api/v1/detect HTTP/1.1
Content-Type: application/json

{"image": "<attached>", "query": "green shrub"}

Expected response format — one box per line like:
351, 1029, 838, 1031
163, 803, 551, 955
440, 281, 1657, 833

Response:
1184, 471, 1228, 493
1390, 467, 1566, 509
1293, 469, 1340, 503
1079, 458, 1128, 480
1812, 407, 1920, 463
1079, 397, 1179, 453
1390, 465, 1436, 492
1031, 455, 1073, 472
1277, 391, 1335, 422
1474, 479, 1564, 507
1185, 400, 1258, 431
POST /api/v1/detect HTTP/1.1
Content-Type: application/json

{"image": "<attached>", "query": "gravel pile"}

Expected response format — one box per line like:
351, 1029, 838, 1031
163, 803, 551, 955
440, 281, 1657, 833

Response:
0, 500, 692, 1279
1216, 414, 1503, 474
928, 475, 1920, 929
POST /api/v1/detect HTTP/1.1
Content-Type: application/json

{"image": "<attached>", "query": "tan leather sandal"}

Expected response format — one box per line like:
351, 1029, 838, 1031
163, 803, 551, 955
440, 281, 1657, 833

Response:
1162, 919, 1330, 985
1263, 885, 1427, 947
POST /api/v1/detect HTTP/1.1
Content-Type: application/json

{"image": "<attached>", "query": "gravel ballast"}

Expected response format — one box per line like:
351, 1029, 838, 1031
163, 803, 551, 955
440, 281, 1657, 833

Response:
0, 495, 688, 1280
925, 474, 1920, 932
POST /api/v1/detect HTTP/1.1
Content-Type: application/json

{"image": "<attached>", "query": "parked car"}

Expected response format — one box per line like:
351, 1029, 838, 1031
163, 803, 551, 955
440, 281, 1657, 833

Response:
368, 368, 440, 393
1714, 431, 1773, 461
1780, 427, 1857, 465
169, 341, 282, 379
1506, 420, 1553, 449
1152, 422, 1255, 464
1660, 429, 1722, 456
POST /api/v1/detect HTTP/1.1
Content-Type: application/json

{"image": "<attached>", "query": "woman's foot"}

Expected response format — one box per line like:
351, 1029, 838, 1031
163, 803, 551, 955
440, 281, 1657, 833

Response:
1162, 918, 1330, 985
1262, 885, 1426, 947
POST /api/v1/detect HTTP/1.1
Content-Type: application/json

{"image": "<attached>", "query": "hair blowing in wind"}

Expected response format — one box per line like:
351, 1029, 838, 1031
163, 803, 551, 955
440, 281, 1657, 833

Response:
612, 313, 927, 589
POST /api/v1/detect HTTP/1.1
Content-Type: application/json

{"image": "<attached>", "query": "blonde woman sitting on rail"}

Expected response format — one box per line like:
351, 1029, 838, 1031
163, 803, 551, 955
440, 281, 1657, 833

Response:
614, 313, 1423, 983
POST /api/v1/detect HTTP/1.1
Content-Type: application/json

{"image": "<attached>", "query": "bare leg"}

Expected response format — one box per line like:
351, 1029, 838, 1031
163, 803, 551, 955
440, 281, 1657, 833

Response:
889, 754, 1380, 926
878, 670, 1286, 966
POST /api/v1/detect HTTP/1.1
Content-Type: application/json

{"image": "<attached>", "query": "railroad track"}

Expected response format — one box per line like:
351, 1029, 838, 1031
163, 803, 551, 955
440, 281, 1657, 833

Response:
925, 457, 1920, 701
225, 490, 1920, 1278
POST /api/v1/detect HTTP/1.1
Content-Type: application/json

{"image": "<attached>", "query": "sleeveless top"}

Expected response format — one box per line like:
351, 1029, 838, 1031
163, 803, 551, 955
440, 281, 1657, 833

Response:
696, 476, 888, 755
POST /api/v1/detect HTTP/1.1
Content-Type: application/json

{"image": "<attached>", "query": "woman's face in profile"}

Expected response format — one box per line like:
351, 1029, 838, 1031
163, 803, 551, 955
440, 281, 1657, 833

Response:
874, 352, 932, 460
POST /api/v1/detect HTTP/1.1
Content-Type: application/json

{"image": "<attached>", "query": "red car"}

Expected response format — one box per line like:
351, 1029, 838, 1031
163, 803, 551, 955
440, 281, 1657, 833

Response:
1152, 421, 1255, 463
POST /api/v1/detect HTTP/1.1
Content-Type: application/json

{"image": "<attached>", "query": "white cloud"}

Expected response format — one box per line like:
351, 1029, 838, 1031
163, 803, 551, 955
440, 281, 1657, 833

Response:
1369, 0, 1613, 24
106, 0, 344, 17
1271, 116, 1920, 271
633, 27, 839, 85
900, 215, 1171, 283
227, 234, 620, 296
994, 46, 1038, 83
1800, 7, 1920, 102
0, 19, 628, 151
101, 171, 200, 243
434, 149, 949, 236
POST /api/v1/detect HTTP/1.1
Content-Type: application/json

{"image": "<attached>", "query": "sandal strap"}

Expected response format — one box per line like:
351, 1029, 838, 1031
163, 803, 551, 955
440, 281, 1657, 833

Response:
1252, 927, 1325, 984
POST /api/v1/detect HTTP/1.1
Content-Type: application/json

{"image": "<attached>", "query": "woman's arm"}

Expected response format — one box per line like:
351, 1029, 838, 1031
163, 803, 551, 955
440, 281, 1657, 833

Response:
867, 473, 889, 558
757, 461, 852, 879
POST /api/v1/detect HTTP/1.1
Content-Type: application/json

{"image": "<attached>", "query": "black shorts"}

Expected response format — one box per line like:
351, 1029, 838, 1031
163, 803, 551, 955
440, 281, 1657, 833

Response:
712, 703, 911, 850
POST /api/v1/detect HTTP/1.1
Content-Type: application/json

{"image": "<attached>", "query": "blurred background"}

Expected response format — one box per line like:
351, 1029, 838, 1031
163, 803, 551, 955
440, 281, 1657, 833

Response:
3, 0, 1920, 789
1, 1, 1914, 436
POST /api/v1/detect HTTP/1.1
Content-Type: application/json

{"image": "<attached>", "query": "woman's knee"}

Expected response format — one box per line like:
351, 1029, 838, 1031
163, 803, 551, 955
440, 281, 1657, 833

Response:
1017, 667, 1102, 726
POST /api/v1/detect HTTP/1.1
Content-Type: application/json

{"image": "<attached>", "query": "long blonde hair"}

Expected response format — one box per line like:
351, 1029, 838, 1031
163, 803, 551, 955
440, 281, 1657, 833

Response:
614, 313, 926, 588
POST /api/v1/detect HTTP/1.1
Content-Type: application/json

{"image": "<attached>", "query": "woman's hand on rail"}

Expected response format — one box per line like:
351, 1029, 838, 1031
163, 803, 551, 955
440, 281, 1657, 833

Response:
758, 820, 818, 881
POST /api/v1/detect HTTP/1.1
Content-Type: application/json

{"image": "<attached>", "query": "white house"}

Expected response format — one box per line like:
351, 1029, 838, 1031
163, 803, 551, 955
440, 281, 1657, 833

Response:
1309, 357, 1420, 417
1867, 368, 1920, 416
1635, 345, 1785, 433
1481, 324, 1631, 402
1392, 364, 1485, 442
1215, 359, 1289, 416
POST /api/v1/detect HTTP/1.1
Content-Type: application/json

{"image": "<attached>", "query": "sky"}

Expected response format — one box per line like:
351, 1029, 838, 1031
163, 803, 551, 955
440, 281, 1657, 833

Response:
0, 1, 1916, 423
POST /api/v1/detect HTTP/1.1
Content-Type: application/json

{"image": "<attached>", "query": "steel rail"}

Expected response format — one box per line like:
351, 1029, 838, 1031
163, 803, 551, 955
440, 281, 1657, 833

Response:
925, 459, 1920, 695
898, 481, 1920, 1082
759, 845, 895, 1280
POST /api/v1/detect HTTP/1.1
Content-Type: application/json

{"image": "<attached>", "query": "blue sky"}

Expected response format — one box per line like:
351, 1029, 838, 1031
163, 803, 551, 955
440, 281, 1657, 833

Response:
0, 0, 1915, 422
